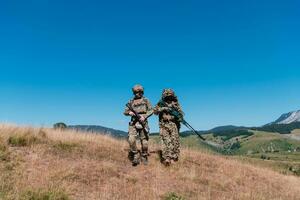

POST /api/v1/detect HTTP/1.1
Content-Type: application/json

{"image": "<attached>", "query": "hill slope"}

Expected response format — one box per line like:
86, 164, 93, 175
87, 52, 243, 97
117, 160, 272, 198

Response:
1, 125, 300, 200
68, 125, 127, 138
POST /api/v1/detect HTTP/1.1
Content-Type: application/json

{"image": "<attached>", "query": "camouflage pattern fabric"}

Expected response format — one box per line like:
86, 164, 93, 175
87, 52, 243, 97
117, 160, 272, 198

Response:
159, 121, 180, 161
124, 96, 153, 163
154, 89, 183, 163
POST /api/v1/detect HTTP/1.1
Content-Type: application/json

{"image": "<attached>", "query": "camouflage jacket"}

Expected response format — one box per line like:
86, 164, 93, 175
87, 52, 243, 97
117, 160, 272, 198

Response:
124, 97, 153, 122
154, 99, 183, 123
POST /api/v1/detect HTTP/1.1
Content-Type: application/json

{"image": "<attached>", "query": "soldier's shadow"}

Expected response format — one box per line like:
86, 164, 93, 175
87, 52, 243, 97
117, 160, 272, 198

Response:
127, 150, 144, 161
127, 149, 164, 164
128, 150, 164, 164
148, 149, 164, 163
157, 150, 164, 163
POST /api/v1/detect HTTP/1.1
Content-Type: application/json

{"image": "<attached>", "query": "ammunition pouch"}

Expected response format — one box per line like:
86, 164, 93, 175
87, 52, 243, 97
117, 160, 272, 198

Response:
162, 113, 175, 122
129, 120, 147, 131
135, 122, 143, 130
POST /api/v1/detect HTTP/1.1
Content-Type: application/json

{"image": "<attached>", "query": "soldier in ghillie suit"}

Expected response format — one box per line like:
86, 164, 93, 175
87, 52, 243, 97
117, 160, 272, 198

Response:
154, 89, 183, 166
124, 84, 153, 166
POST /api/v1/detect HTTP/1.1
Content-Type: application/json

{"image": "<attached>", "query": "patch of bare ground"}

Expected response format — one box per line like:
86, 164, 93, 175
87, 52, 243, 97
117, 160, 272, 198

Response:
0, 124, 300, 200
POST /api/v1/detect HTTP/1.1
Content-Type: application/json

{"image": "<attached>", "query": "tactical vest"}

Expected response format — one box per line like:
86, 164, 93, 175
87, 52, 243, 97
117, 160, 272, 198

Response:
158, 101, 181, 123
129, 98, 150, 129
130, 98, 148, 114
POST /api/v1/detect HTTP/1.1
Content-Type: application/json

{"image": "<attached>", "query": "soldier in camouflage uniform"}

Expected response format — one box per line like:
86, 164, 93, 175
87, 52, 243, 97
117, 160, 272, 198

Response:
154, 89, 183, 166
124, 84, 153, 166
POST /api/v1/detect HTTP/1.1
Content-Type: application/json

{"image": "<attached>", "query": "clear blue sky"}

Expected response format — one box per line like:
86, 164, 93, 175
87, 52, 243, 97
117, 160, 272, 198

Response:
0, 0, 299, 131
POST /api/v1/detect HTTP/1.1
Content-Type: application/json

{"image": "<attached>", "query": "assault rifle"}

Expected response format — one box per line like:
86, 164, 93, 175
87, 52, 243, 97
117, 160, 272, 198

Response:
126, 102, 149, 140
158, 100, 206, 141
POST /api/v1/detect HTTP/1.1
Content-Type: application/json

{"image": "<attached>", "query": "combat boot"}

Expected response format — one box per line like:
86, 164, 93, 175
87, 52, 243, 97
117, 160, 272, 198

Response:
132, 154, 140, 166
141, 156, 148, 165
173, 157, 179, 162
128, 151, 135, 161
163, 159, 171, 167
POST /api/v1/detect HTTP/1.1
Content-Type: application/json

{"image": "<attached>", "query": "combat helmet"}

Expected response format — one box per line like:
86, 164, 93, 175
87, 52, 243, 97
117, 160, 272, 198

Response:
132, 84, 144, 94
162, 88, 176, 99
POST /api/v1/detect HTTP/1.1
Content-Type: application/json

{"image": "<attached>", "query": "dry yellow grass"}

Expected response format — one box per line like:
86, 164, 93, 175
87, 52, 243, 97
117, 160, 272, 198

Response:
292, 129, 300, 136
0, 124, 300, 200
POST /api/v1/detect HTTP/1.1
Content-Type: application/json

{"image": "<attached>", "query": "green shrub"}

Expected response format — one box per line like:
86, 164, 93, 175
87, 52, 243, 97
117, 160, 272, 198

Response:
8, 133, 39, 147
289, 166, 300, 176
53, 123, 67, 130
20, 189, 69, 200
214, 130, 253, 141
52, 141, 80, 153
0, 150, 10, 162
255, 122, 300, 134
0, 137, 10, 161
164, 192, 185, 200
260, 154, 270, 160
0, 137, 7, 151
230, 141, 241, 150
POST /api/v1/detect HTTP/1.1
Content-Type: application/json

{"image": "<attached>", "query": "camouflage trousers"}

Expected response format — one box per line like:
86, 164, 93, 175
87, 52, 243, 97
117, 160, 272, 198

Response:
128, 125, 149, 160
159, 121, 180, 161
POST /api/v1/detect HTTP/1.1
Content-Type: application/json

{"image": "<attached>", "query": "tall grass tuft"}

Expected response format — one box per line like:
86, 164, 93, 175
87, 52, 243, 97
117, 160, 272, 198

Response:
8, 132, 39, 147
20, 188, 69, 200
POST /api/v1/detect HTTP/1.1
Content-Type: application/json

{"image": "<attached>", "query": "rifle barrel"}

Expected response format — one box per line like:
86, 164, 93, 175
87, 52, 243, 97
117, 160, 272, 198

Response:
182, 120, 206, 141
158, 101, 205, 141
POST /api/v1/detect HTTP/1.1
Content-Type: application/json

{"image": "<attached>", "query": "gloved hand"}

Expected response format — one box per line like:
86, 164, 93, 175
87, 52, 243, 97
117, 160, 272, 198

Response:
139, 115, 146, 122
161, 107, 172, 112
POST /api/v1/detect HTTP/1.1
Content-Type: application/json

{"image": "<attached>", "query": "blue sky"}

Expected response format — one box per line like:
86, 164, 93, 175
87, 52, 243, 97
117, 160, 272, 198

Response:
0, 0, 299, 131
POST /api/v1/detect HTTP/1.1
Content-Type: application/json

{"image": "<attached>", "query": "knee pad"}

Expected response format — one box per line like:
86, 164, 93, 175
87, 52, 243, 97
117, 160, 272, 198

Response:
128, 135, 136, 144
141, 140, 148, 152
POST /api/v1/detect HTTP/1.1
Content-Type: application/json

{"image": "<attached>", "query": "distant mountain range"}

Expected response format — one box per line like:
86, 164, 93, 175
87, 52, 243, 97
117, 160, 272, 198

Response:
270, 110, 300, 125
68, 125, 127, 138
65, 109, 300, 138
182, 109, 300, 136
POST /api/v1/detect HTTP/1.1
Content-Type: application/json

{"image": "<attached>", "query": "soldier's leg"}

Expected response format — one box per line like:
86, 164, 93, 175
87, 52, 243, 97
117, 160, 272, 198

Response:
160, 123, 172, 165
170, 123, 180, 161
141, 137, 149, 158
128, 126, 139, 165
138, 127, 148, 155
174, 132, 180, 161
136, 122, 149, 164
141, 138, 148, 165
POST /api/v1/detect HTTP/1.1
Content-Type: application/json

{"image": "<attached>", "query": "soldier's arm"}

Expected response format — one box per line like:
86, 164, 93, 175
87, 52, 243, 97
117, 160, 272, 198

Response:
143, 99, 153, 119
153, 104, 160, 115
124, 101, 132, 116
124, 107, 131, 116
172, 101, 184, 116
153, 103, 170, 115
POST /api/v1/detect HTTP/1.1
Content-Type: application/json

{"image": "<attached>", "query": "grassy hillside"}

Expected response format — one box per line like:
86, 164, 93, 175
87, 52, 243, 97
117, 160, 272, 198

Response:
1, 125, 300, 200
242, 132, 298, 152
291, 129, 300, 136
195, 130, 300, 176
255, 122, 300, 134
188, 130, 300, 156
150, 135, 222, 154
